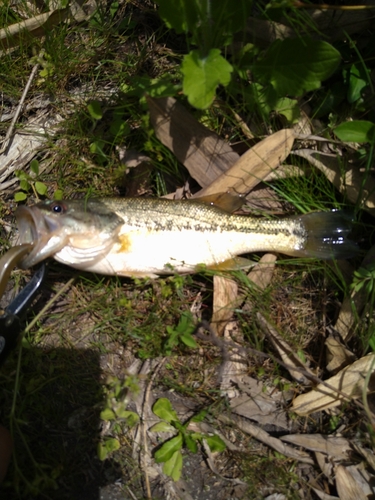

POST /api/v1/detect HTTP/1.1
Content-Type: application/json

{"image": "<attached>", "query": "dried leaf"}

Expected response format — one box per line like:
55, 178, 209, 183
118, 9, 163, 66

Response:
218, 414, 314, 465
293, 354, 375, 416
211, 275, 239, 335
335, 465, 369, 500
325, 337, 356, 373
280, 434, 351, 460
230, 376, 291, 431
147, 96, 239, 188
247, 254, 277, 291
197, 129, 295, 197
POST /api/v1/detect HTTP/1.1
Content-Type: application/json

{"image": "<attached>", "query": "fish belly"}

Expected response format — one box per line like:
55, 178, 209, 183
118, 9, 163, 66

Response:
65, 228, 266, 277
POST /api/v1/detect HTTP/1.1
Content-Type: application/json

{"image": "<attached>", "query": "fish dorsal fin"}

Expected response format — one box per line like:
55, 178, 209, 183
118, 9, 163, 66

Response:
193, 192, 245, 213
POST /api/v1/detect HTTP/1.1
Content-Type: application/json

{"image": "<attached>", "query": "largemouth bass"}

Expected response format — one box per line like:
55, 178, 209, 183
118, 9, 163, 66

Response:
15, 198, 358, 278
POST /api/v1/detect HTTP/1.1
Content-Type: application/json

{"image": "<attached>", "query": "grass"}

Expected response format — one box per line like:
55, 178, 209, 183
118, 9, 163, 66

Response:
1, 0, 375, 498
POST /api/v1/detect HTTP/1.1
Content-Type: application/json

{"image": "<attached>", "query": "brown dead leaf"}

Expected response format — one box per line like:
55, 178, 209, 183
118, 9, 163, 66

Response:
280, 434, 351, 461
147, 96, 239, 188
230, 376, 291, 430
211, 275, 239, 336
292, 354, 375, 416
325, 337, 356, 374
218, 414, 314, 465
197, 129, 295, 197
335, 464, 370, 500
247, 254, 277, 291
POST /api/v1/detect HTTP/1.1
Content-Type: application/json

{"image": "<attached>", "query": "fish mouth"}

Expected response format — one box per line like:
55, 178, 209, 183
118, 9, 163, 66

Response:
16, 206, 68, 268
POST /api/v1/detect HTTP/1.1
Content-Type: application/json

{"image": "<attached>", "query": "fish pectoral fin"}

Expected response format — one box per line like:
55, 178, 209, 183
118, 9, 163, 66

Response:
194, 192, 245, 213
203, 257, 256, 272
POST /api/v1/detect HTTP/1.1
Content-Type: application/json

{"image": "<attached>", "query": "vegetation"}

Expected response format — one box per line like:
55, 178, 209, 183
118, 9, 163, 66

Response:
0, 0, 374, 498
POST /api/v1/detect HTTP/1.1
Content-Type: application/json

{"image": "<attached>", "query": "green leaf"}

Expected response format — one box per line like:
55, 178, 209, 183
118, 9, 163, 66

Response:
190, 410, 207, 423
154, 433, 183, 463
30, 159, 39, 175
100, 408, 116, 421
253, 37, 341, 96
181, 49, 233, 109
205, 435, 226, 453
14, 191, 27, 202
184, 434, 198, 453
334, 120, 375, 143
87, 100, 103, 120
97, 442, 108, 461
180, 333, 198, 348
109, 119, 130, 137
163, 450, 183, 481
346, 63, 370, 104
117, 410, 139, 427
35, 181, 48, 196
273, 97, 300, 123
105, 437, 120, 453
155, 0, 197, 34
153, 398, 179, 424
149, 421, 176, 433
54, 189, 63, 200
97, 438, 120, 461
20, 179, 30, 191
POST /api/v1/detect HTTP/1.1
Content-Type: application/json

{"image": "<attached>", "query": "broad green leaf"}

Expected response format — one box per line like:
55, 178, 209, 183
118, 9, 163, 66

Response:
205, 435, 226, 453
149, 421, 176, 433
153, 398, 179, 424
346, 63, 370, 103
154, 433, 183, 463
35, 181, 48, 196
30, 159, 39, 175
54, 189, 63, 200
274, 97, 300, 123
181, 49, 233, 109
97, 442, 108, 461
116, 409, 139, 427
155, 0, 198, 34
163, 450, 183, 481
87, 100, 103, 120
180, 333, 198, 348
14, 191, 27, 202
97, 438, 120, 461
190, 410, 207, 423
334, 120, 375, 143
184, 434, 198, 453
253, 38, 341, 96
109, 119, 130, 137
100, 408, 116, 421
20, 179, 30, 191
105, 437, 120, 453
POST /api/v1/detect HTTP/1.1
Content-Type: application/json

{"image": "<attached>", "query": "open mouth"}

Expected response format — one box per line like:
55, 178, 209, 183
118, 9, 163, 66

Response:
15, 206, 67, 268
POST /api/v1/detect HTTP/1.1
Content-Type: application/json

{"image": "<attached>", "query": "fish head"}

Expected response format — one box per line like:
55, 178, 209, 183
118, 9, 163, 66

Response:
16, 199, 124, 268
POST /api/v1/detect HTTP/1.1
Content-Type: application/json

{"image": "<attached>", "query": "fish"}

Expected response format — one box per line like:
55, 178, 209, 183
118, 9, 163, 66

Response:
15, 197, 359, 278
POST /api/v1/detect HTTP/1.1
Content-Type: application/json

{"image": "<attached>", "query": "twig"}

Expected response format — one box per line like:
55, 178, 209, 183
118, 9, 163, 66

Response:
195, 320, 367, 412
0, 51, 43, 155
141, 358, 166, 500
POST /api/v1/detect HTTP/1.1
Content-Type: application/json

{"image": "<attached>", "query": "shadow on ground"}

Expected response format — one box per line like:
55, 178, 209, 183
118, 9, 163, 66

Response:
0, 346, 131, 500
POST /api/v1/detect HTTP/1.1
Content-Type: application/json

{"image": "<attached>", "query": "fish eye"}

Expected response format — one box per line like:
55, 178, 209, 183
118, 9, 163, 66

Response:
50, 202, 65, 214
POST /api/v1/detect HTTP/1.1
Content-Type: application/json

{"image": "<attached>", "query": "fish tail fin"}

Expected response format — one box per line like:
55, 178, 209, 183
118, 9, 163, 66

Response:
295, 210, 359, 260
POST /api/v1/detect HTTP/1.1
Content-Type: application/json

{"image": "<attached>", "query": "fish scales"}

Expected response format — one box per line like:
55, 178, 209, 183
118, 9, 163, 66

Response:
15, 197, 358, 278
103, 198, 304, 236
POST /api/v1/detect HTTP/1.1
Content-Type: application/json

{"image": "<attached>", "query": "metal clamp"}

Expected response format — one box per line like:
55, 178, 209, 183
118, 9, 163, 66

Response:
0, 245, 47, 366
